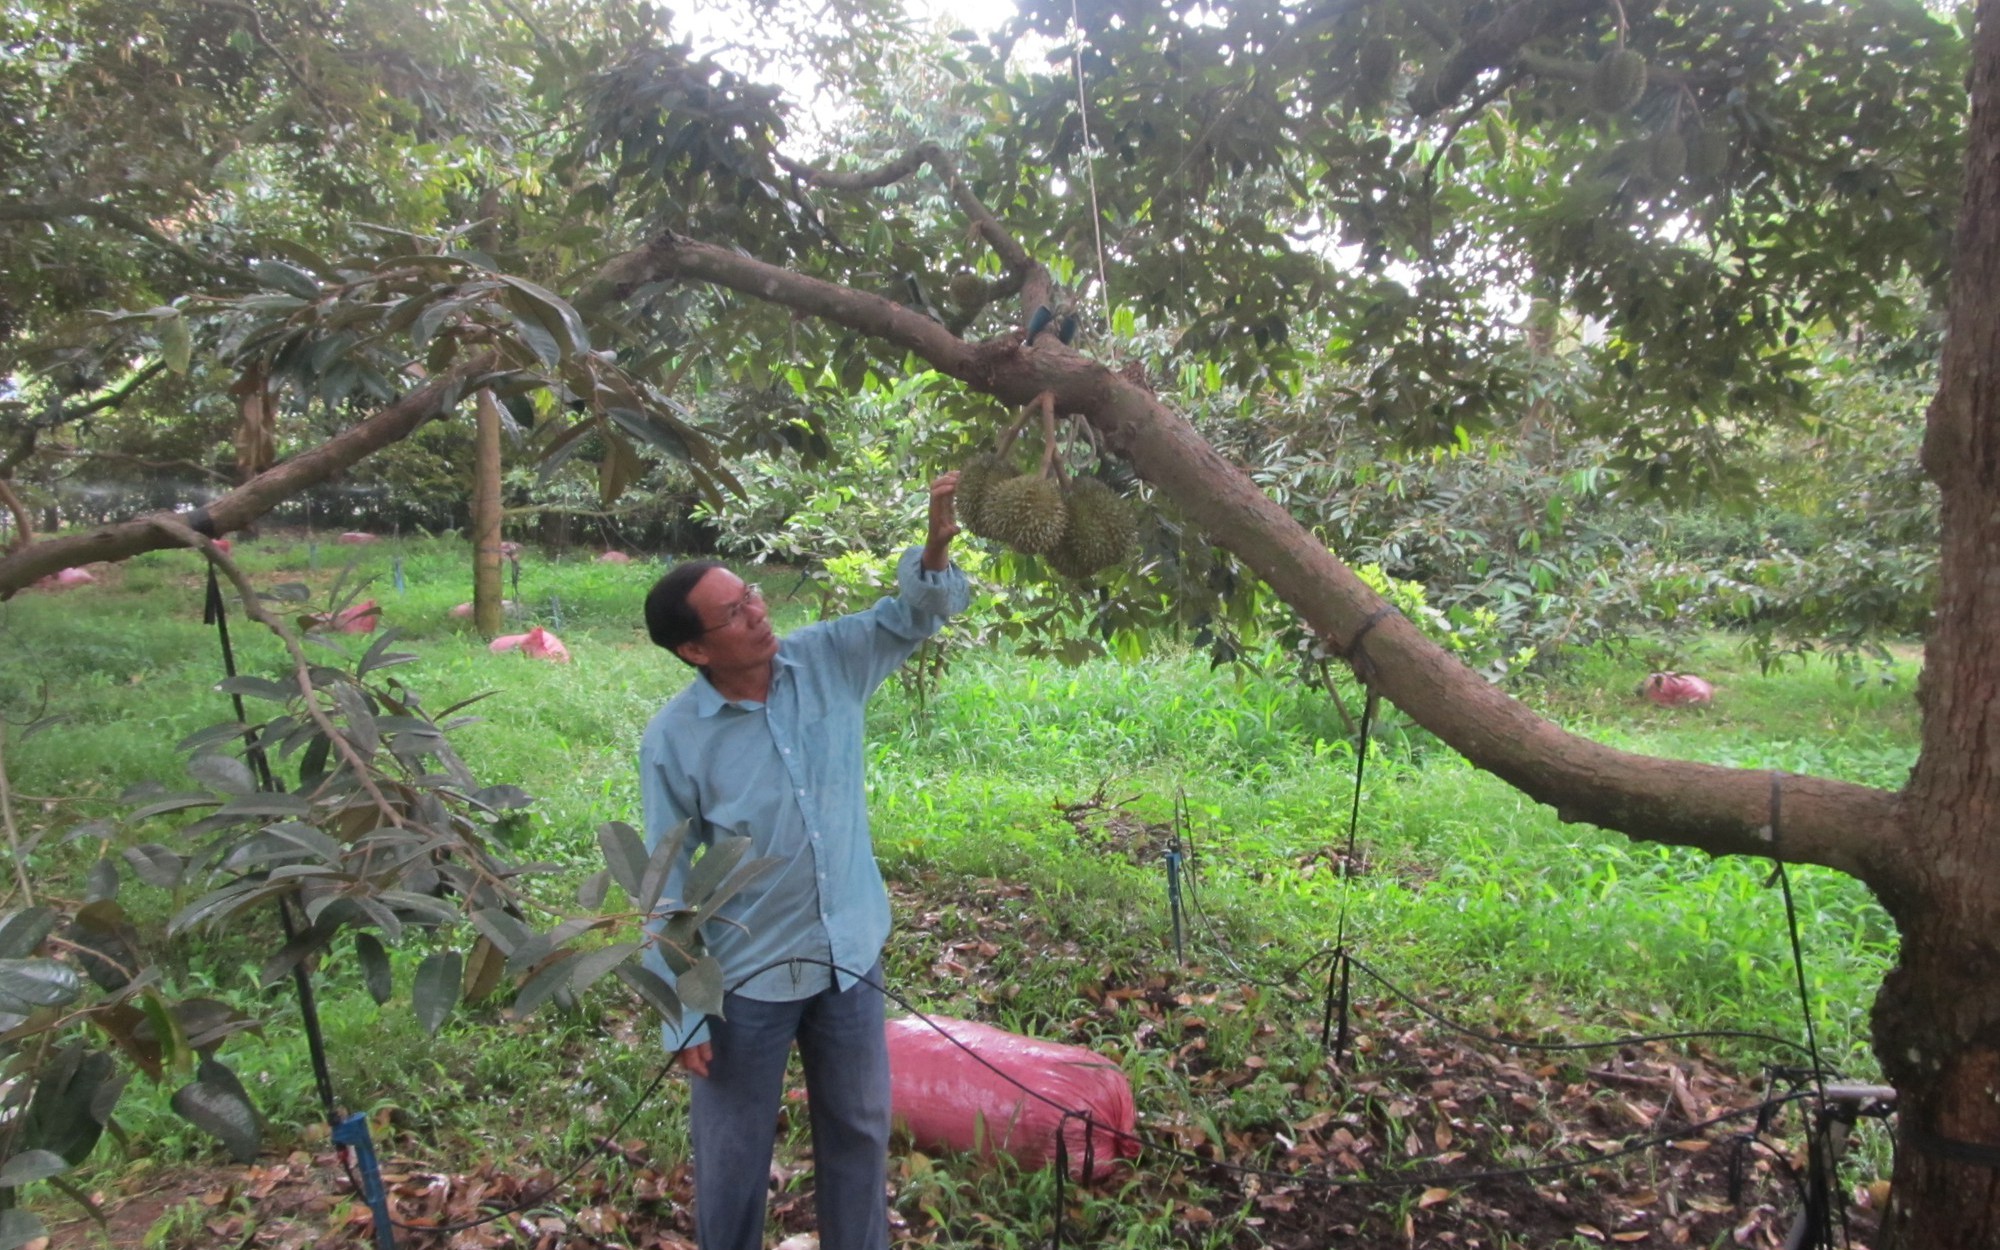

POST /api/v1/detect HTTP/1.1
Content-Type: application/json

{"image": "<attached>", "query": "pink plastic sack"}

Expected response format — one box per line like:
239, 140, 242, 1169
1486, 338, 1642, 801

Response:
1640, 672, 1714, 706
491, 626, 569, 662
336, 531, 379, 545
451, 600, 517, 619
596, 550, 631, 564
885, 1015, 1139, 1180
332, 599, 379, 634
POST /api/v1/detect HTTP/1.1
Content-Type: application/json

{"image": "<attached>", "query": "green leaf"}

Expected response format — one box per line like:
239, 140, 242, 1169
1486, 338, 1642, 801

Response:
613, 963, 682, 1027
128, 792, 221, 822
0, 908, 57, 959
0, 959, 81, 1011
358, 628, 419, 677
22, 1046, 115, 1165
676, 954, 724, 1017
213, 793, 313, 819
596, 821, 648, 900
413, 951, 462, 1035
258, 922, 335, 988
0, 1209, 46, 1250
187, 753, 256, 795
120, 844, 184, 889
170, 1059, 260, 1163
355, 933, 392, 1005
215, 675, 296, 703
496, 274, 590, 356
158, 312, 192, 375
682, 835, 750, 910
564, 941, 641, 998
506, 950, 581, 1021
254, 259, 321, 299
576, 869, 610, 910
636, 819, 692, 917
0, 1149, 69, 1187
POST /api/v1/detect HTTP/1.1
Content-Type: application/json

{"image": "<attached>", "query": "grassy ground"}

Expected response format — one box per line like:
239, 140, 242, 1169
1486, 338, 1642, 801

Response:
3, 535, 1912, 1248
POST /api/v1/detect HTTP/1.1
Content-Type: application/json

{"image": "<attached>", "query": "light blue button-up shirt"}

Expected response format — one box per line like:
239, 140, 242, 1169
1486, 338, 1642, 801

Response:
638, 546, 970, 1052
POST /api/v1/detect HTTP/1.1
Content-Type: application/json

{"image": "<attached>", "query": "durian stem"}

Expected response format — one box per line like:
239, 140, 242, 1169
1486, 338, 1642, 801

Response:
1037, 391, 1059, 478
996, 399, 1038, 458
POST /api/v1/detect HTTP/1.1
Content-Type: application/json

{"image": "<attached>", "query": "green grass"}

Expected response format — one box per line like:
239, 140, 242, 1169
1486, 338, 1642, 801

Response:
1, 535, 1914, 1242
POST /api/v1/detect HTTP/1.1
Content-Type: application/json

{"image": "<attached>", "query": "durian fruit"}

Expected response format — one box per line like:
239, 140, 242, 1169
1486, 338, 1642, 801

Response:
1045, 478, 1137, 580
956, 453, 1016, 538
1649, 128, 1688, 182
1688, 127, 1731, 179
980, 474, 1070, 554
1589, 48, 1648, 113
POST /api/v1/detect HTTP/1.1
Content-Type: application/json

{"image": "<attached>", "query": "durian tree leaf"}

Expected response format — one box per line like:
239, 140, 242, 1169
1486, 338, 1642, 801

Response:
172, 999, 262, 1056
0, 908, 57, 959
0, 1149, 69, 1187
413, 951, 462, 1036
170, 1060, 260, 1163
0, 959, 83, 1012
0, 1208, 46, 1249
120, 844, 184, 889
577, 868, 610, 909
212, 792, 313, 819
214, 675, 297, 703
84, 859, 119, 904
358, 628, 419, 677
613, 962, 683, 1027
564, 941, 642, 998
680, 835, 748, 911
596, 821, 648, 901
690, 851, 780, 926
676, 954, 725, 1018
635, 819, 692, 918
258, 920, 337, 988
127, 793, 221, 823
461, 936, 507, 1002
355, 933, 392, 1005
506, 950, 581, 1021
22, 1046, 116, 1165
186, 753, 256, 795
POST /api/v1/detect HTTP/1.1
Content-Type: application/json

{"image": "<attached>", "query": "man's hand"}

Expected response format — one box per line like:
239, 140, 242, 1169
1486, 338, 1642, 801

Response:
922, 471, 961, 571
678, 1041, 713, 1078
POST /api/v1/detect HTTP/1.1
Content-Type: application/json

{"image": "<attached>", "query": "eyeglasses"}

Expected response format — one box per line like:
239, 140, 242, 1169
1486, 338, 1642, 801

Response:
702, 584, 763, 635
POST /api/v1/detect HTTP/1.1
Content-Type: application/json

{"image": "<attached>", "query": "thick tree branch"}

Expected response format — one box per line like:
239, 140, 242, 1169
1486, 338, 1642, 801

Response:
0, 199, 239, 282
603, 231, 1908, 890
777, 143, 1048, 315
1410, 0, 1608, 116
0, 481, 30, 554
0, 362, 168, 478
0, 356, 495, 597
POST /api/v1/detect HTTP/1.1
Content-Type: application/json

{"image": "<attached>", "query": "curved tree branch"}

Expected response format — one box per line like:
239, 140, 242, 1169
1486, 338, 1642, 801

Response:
777, 142, 1049, 315
1410, 0, 1609, 116
0, 199, 240, 282
599, 230, 1909, 891
0, 356, 496, 597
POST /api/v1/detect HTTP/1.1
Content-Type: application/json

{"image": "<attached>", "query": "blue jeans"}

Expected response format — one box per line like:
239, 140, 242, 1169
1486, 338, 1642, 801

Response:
689, 962, 890, 1250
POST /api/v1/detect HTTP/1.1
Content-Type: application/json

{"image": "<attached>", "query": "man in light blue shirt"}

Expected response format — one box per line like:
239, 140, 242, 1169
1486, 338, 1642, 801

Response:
639, 473, 968, 1250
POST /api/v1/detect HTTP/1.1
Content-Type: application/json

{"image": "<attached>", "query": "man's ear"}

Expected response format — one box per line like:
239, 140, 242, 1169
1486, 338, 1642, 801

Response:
672, 638, 710, 668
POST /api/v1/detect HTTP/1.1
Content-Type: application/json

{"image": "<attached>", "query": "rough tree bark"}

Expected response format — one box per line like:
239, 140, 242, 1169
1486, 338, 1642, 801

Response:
471, 389, 506, 639
0, 357, 493, 596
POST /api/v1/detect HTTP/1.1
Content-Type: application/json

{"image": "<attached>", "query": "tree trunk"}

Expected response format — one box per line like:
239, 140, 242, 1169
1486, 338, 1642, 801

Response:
1869, 4, 2000, 1243
471, 389, 505, 639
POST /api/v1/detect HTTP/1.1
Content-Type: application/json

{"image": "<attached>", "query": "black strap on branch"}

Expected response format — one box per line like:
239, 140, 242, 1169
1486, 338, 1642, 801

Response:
1909, 1121, 2000, 1169
1341, 604, 1399, 679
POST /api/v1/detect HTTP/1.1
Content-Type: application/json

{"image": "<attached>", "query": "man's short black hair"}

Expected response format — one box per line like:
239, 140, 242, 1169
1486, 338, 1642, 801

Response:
645, 560, 726, 662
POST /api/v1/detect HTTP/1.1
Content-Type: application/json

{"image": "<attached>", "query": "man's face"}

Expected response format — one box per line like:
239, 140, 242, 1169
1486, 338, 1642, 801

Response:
674, 567, 778, 671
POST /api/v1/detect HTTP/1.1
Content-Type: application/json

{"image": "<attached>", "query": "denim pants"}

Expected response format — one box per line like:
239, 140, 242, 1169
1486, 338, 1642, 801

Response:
689, 961, 890, 1250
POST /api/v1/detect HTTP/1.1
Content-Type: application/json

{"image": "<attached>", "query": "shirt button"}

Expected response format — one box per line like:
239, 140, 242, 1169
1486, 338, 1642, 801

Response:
797, 789, 806, 797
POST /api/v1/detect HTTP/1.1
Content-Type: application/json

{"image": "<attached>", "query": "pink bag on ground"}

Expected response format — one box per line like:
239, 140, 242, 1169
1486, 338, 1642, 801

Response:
886, 1015, 1140, 1180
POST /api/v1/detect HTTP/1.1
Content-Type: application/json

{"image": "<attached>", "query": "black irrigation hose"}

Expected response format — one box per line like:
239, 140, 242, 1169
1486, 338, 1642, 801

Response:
746, 957, 1823, 1196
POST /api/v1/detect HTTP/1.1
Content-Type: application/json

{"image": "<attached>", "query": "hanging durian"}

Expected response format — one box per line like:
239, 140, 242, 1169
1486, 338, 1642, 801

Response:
1046, 477, 1137, 580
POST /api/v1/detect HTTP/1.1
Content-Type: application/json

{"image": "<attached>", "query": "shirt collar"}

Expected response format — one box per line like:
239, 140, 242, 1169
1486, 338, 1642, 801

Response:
689, 646, 797, 716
